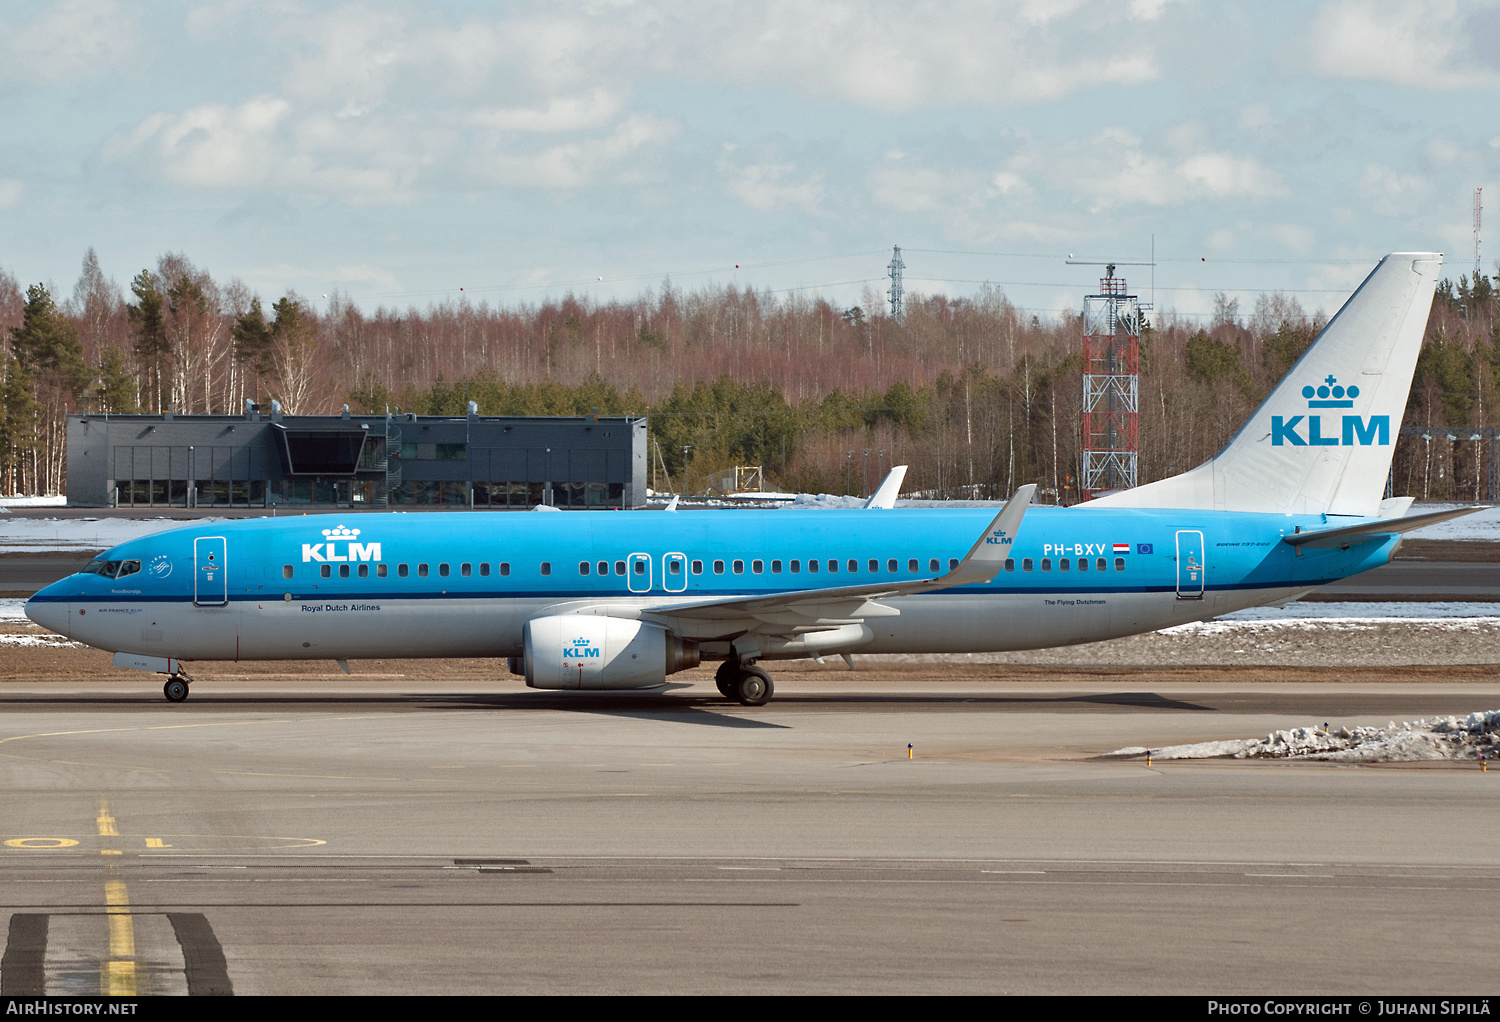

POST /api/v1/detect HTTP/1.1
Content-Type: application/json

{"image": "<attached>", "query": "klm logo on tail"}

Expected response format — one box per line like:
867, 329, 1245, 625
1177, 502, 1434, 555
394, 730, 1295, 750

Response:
1272, 375, 1389, 447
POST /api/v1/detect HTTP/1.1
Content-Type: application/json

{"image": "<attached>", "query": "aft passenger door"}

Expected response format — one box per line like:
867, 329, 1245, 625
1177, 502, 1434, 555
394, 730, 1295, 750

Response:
1175, 530, 1205, 600
194, 536, 229, 607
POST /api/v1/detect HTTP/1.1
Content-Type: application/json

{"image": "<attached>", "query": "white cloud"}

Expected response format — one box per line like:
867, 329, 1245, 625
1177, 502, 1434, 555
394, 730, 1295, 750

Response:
717, 151, 825, 215
0, 0, 140, 85
0, 179, 21, 210
1358, 163, 1428, 214
1307, 0, 1500, 89
1270, 224, 1316, 253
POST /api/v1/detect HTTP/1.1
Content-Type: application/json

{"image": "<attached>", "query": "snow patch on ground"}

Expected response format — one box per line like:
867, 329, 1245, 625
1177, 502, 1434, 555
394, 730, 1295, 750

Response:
1110, 710, 1500, 763
0, 633, 84, 648
0, 517, 216, 553
0, 496, 66, 508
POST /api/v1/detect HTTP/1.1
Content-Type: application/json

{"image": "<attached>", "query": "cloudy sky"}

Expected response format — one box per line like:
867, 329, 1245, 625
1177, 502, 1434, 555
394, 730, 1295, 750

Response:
3, 0, 1499, 320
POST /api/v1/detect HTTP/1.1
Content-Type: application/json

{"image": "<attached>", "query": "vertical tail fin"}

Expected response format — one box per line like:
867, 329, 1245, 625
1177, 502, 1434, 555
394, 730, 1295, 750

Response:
1087, 252, 1442, 517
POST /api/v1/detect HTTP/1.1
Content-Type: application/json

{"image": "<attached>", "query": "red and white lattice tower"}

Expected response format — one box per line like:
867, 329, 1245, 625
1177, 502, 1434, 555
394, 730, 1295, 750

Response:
1080, 264, 1140, 501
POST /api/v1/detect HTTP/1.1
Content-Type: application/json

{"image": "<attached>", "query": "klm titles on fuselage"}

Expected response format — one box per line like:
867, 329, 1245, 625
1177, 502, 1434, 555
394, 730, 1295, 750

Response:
300, 525, 382, 563
1272, 376, 1390, 448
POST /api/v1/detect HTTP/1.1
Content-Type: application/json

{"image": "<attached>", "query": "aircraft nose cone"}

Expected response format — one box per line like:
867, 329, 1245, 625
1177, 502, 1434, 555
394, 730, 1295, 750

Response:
25, 586, 71, 636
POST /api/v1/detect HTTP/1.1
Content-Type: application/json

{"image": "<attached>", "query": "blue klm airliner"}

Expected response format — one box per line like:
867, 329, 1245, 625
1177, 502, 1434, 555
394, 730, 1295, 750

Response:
25, 253, 1478, 706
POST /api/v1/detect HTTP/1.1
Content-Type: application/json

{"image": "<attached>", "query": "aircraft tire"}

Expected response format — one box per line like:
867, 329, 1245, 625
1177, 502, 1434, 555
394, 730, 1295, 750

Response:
163, 678, 189, 703
715, 659, 740, 699
734, 666, 773, 707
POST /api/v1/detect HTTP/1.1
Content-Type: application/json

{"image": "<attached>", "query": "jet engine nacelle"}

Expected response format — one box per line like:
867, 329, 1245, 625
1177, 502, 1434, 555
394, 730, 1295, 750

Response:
523, 615, 699, 690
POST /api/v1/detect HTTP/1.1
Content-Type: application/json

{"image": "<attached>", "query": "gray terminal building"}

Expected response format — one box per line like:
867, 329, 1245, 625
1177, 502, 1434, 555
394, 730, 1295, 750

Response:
65, 402, 648, 509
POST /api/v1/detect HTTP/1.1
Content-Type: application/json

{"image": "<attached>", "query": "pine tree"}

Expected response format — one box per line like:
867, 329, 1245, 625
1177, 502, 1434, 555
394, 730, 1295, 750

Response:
127, 270, 168, 412
9, 284, 90, 401
95, 345, 139, 413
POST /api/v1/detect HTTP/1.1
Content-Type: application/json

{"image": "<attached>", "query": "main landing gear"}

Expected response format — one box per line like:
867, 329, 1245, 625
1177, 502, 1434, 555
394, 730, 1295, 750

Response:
162, 670, 194, 703
714, 658, 774, 707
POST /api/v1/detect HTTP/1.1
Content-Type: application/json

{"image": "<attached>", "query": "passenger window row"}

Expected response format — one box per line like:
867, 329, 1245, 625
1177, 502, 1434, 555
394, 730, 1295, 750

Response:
1006, 557, 1127, 573
295, 562, 514, 580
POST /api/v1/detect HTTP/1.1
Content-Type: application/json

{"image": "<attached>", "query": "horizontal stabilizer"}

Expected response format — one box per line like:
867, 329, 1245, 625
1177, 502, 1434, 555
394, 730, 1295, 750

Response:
1282, 506, 1484, 548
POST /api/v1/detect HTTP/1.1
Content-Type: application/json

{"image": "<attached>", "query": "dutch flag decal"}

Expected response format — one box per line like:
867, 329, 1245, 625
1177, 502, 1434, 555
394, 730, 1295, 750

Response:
1113, 543, 1131, 554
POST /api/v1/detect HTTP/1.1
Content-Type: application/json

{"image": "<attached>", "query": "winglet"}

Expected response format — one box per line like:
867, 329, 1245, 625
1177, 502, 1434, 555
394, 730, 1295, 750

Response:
864, 466, 908, 509
664, 495, 680, 512
933, 484, 1036, 588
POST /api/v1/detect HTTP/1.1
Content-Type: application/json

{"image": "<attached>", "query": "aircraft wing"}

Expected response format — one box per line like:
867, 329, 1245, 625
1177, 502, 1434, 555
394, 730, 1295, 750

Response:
649, 485, 1035, 631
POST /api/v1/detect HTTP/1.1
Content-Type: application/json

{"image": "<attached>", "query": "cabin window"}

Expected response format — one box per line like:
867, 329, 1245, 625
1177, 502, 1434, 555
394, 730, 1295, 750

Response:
579, 561, 590, 575
398, 564, 409, 577
790, 560, 800, 573
771, 560, 781, 574
615, 561, 626, 575
848, 559, 858, 573
540, 562, 551, 576
1114, 557, 1125, 571
339, 564, 350, 578
808, 559, 818, 573
733, 560, 744, 574
949, 558, 959, 570
377, 564, 388, 578
418, 563, 429, 577
283, 565, 294, 578
691, 560, 703, 574
908, 559, 918, 572
1097, 558, 1107, 572
1077, 558, 1087, 571
438, 563, 450, 577
633, 560, 645, 575
1004, 559, 1015, 572
887, 559, 898, 573
752, 560, 763, 574
597, 561, 608, 576
479, 563, 489, 577
929, 558, 940, 572
358, 564, 369, 578
1060, 559, 1070, 572
714, 560, 725, 574
500, 562, 510, 576
320, 564, 331, 578
668, 560, 681, 575
1041, 558, 1051, 571
827, 560, 838, 572
1023, 558, 1034, 571
461, 563, 472, 577
868, 559, 878, 572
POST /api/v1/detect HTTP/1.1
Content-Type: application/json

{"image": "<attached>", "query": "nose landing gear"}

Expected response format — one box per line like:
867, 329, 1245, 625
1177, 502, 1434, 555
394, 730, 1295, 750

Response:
713, 658, 774, 707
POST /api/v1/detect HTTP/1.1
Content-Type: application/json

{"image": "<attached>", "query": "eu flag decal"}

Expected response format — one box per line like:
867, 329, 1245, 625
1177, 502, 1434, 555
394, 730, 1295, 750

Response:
1137, 543, 1154, 555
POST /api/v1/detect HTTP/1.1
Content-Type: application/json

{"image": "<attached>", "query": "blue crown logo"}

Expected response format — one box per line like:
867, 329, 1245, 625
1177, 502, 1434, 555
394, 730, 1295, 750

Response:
1301, 375, 1358, 408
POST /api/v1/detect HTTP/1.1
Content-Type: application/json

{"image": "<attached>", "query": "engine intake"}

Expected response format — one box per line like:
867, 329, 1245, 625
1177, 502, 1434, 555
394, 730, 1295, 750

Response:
523, 615, 698, 690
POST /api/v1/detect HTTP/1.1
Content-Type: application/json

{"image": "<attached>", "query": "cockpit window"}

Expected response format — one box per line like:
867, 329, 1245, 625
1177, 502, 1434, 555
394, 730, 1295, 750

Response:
117, 560, 140, 578
81, 559, 139, 579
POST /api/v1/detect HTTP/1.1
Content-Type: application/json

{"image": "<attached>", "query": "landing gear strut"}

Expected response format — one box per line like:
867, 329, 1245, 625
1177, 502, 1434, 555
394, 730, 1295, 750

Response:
714, 658, 775, 707
163, 671, 193, 703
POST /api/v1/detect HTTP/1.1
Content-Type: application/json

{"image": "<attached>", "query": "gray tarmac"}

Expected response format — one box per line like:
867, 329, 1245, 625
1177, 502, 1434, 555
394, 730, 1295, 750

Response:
2, 676, 1498, 995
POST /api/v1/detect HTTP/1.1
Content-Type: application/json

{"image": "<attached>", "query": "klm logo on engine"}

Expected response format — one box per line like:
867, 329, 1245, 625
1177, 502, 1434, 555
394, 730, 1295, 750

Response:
1271, 375, 1389, 447
567, 638, 601, 658
302, 524, 382, 563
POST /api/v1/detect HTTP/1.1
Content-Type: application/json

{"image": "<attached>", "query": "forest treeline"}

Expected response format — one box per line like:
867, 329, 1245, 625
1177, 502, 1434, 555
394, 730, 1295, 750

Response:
2, 248, 1498, 500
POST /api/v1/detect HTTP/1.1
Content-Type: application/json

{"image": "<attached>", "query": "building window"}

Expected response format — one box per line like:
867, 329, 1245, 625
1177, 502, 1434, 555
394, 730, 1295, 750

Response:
615, 561, 626, 575
691, 560, 703, 574
752, 560, 763, 574
500, 563, 510, 576
461, 563, 472, 577
377, 564, 388, 578
1023, 558, 1034, 571
358, 564, 368, 578
1004, 559, 1015, 572
398, 564, 409, 577
436, 443, 467, 461
1115, 557, 1125, 571
479, 563, 489, 577
714, 560, 725, 574
283, 565, 293, 578
540, 562, 551, 576
321, 564, 331, 578
418, 564, 429, 577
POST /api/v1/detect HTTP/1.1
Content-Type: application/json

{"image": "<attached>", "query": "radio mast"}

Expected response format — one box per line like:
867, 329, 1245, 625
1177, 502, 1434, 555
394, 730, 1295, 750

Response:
887, 246, 905, 323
